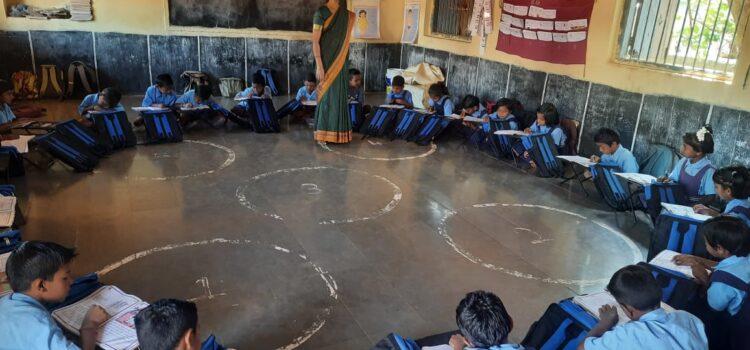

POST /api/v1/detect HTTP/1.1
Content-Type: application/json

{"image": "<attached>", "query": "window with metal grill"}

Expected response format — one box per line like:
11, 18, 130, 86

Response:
619, 0, 747, 81
430, 0, 475, 40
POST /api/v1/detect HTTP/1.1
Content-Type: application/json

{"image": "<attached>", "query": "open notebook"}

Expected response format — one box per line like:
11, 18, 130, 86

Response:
131, 107, 169, 112
557, 155, 596, 167
180, 105, 210, 111
613, 172, 657, 185
301, 100, 318, 106
379, 104, 406, 109
649, 249, 711, 279
573, 291, 674, 327
1, 135, 35, 154
494, 130, 527, 136
52, 286, 148, 350
660, 203, 712, 222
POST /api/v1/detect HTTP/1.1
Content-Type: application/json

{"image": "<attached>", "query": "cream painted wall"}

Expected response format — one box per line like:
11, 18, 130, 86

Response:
0, 0, 405, 42
410, 0, 750, 111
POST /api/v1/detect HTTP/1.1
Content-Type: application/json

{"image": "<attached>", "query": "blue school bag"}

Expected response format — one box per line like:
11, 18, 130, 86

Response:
0, 230, 21, 254
392, 109, 426, 140
141, 110, 183, 144
521, 300, 597, 350
371, 332, 420, 350
201, 334, 227, 350
362, 106, 399, 138
89, 111, 137, 150
257, 69, 279, 96
47, 273, 103, 311
591, 164, 640, 212
55, 119, 112, 156
648, 213, 710, 260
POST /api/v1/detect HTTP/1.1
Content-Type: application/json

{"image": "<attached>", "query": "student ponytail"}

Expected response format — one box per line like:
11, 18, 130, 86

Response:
683, 125, 714, 154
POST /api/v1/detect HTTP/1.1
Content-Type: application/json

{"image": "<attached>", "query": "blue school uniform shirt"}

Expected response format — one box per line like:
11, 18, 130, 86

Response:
0, 103, 16, 125
708, 255, 750, 316
295, 86, 317, 102
348, 87, 364, 105
600, 145, 639, 173
529, 121, 566, 148
428, 96, 454, 116
483, 113, 518, 133
177, 90, 229, 115
77, 93, 125, 116
583, 308, 707, 350
141, 85, 177, 107
724, 198, 750, 227
668, 157, 716, 195
385, 90, 413, 106
0, 293, 80, 350
236, 86, 272, 108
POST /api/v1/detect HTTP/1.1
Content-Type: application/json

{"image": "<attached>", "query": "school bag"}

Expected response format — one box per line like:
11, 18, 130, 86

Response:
33, 131, 99, 172
370, 333, 420, 350
276, 99, 302, 120
392, 109, 427, 140
55, 119, 112, 156
11, 71, 39, 99
523, 133, 565, 178
410, 114, 449, 146
521, 300, 597, 350
707, 270, 750, 350
201, 334, 228, 350
639, 144, 680, 178
65, 61, 97, 98
350, 101, 365, 132
486, 118, 517, 159
591, 163, 640, 212
643, 182, 689, 223
180, 71, 209, 93
0, 146, 26, 178
47, 273, 102, 311
362, 106, 399, 138
242, 98, 281, 133
257, 68, 279, 96
141, 110, 183, 144
219, 77, 243, 98
0, 229, 21, 254
39, 64, 65, 99
648, 213, 710, 261
89, 111, 137, 150
636, 262, 704, 312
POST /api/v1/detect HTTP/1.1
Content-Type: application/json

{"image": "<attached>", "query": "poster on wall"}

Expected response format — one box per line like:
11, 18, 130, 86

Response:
401, 3, 420, 43
496, 0, 595, 64
353, 0, 381, 39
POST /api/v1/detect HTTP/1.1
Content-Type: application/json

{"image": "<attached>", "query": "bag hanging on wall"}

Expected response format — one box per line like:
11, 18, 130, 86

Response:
65, 61, 97, 98
11, 71, 39, 99
39, 65, 64, 99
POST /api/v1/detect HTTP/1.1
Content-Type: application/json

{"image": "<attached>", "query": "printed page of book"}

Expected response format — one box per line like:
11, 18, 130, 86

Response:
53, 286, 141, 334
98, 301, 150, 350
661, 203, 712, 221
557, 155, 596, 167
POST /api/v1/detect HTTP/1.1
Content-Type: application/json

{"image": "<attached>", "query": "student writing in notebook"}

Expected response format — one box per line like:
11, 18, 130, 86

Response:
577, 265, 707, 350
692, 166, 750, 227
0, 80, 25, 135
78, 87, 125, 118
134, 73, 178, 127
348, 68, 371, 116
658, 126, 716, 203
426, 82, 453, 116
176, 85, 229, 128
135, 299, 202, 350
482, 98, 518, 133
514, 103, 566, 169
589, 128, 639, 173
0, 241, 109, 350
673, 216, 750, 350
385, 75, 413, 109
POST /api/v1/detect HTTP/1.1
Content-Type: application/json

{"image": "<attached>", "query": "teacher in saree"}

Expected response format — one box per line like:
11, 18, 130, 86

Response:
312, 0, 355, 144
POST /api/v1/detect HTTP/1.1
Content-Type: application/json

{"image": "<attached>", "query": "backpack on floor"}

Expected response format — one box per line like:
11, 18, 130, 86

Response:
47, 274, 103, 311
243, 98, 280, 133
392, 109, 426, 140
350, 101, 365, 132
362, 107, 399, 138
521, 300, 597, 350
55, 119, 111, 156
643, 182, 689, 223
523, 133, 565, 178
201, 335, 227, 350
370, 333, 420, 350
39, 64, 64, 99
33, 131, 99, 172
648, 213, 709, 261
277, 99, 302, 120
409, 114, 448, 145
89, 111, 137, 150
257, 68, 279, 96
591, 164, 639, 212
65, 61, 97, 98
11, 71, 39, 99
637, 262, 704, 312
141, 110, 183, 144
486, 118, 517, 159
0, 229, 21, 254
0, 146, 25, 177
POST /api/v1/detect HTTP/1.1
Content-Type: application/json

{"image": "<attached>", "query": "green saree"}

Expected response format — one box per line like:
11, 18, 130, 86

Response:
313, 4, 354, 143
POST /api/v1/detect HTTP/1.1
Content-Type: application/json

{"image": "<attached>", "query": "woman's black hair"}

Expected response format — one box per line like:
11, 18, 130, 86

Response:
459, 95, 480, 110
536, 102, 559, 125
701, 216, 750, 256
252, 73, 266, 86
683, 125, 714, 154
428, 82, 449, 98
713, 166, 750, 199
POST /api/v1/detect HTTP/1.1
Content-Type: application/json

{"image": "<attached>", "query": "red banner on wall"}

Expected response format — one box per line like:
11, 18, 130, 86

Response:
495, 0, 595, 65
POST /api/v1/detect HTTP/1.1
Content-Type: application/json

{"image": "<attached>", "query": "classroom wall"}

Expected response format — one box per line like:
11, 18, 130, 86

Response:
402, 0, 750, 168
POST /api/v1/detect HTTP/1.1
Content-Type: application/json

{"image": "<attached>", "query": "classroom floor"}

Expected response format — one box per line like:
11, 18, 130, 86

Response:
12, 94, 654, 349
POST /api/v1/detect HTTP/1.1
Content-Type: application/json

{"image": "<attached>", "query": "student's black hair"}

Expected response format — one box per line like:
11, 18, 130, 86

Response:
155, 74, 174, 88
252, 72, 266, 86
0, 80, 12, 95
428, 82, 449, 98
135, 299, 198, 350
392, 75, 406, 87
536, 102, 559, 126
305, 73, 317, 84
196, 85, 212, 100
701, 216, 750, 256
459, 95, 481, 110
494, 98, 514, 113
683, 125, 714, 154
455, 290, 513, 348
349, 68, 362, 77
713, 166, 750, 199
594, 128, 621, 146
607, 265, 662, 311
6, 241, 78, 292
101, 87, 122, 108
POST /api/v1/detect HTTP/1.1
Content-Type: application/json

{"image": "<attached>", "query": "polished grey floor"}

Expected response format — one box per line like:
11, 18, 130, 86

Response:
13, 94, 654, 349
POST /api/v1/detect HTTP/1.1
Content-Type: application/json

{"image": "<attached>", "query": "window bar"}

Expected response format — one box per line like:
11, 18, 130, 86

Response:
637, 0, 656, 61
681, 0, 705, 68
628, 0, 645, 58
690, 0, 716, 69
672, 0, 693, 66
653, 0, 675, 63
722, 0, 746, 74
709, 0, 735, 71
452, 0, 460, 36
699, 0, 725, 71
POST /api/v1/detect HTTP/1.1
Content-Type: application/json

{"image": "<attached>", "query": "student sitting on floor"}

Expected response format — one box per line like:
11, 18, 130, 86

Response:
589, 128, 639, 173
0, 80, 19, 133
135, 299, 202, 350
658, 126, 716, 203
483, 98, 518, 133
142, 74, 177, 108
0, 241, 109, 350
693, 166, 750, 226
453, 95, 486, 141
78, 87, 124, 118
235, 73, 272, 104
577, 264, 708, 350
674, 216, 750, 350
385, 76, 413, 109
514, 103, 566, 167
426, 82, 453, 117
348, 68, 371, 115
292, 73, 318, 121
176, 85, 229, 128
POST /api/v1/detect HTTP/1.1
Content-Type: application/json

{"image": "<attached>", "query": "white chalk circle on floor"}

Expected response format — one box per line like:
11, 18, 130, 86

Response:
438, 203, 644, 286
97, 238, 338, 350
236, 166, 402, 225
125, 140, 236, 181
318, 141, 437, 161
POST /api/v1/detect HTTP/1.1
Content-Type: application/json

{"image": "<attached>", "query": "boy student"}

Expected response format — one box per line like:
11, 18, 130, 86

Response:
296, 73, 318, 103
142, 73, 177, 108
659, 126, 716, 202
385, 75, 413, 108
693, 166, 750, 226
235, 72, 272, 106
348, 68, 371, 115
577, 265, 708, 350
0, 241, 109, 350
176, 84, 229, 128
135, 299, 202, 350
78, 87, 124, 117
673, 216, 750, 350
0, 80, 18, 131
589, 128, 639, 173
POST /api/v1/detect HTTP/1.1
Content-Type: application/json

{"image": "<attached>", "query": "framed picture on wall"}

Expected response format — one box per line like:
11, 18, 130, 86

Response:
401, 3, 420, 43
352, 0, 381, 39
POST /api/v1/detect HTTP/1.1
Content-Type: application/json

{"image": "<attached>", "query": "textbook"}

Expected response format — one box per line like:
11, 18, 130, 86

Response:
494, 130, 527, 136
131, 107, 169, 112
557, 155, 597, 167
52, 286, 149, 350
0, 196, 16, 228
301, 100, 318, 106
614, 172, 657, 185
180, 105, 210, 111
233, 96, 265, 101
660, 203, 712, 222
1, 135, 35, 154
573, 291, 674, 327
448, 114, 485, 123
649, 250, 710, 279
379, 104, 406, 109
